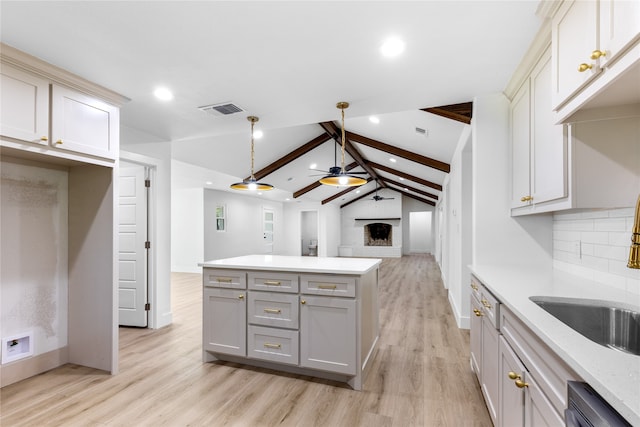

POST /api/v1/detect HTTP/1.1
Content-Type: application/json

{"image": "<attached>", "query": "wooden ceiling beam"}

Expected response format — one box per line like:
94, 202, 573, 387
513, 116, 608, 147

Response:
247, 133, 331, 181
382, 178, 439, 200
321, 178, 373, 205
346, 131, 450, 173
366, 161, 443, 192
399, 190, 436, 206
421, 102, 473, 125
293, 161, 359, 198
318, 121, 381, 184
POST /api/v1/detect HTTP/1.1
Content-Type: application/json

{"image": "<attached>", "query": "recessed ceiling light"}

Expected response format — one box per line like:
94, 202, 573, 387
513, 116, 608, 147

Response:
389, 158, 396, 163
285, 198, 290, 201
253, 130, 263, 139
399, 177, 405, 181
356, 190, 361, 194
310, 163, 317, 169
205, 181, 213, 185
153, 87, 173, 101
369, 116, 380, 124
380, 37, 405, 57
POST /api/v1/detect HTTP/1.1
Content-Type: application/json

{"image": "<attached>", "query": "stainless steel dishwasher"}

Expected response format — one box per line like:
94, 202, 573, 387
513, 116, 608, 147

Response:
565, 381, 631, 427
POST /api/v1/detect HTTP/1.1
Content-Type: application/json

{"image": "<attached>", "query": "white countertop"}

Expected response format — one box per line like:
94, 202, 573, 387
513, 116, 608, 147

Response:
470, 264, 640, 426
200, 255, 381, 275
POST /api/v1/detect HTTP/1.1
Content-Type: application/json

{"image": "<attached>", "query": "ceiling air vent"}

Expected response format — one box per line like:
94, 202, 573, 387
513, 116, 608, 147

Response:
198, 102, 245, 117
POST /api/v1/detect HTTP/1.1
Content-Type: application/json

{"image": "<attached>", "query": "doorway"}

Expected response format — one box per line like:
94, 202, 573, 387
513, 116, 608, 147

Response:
300, 210, 318, 256
409, 211, 432, 253
118, 160, 151, 327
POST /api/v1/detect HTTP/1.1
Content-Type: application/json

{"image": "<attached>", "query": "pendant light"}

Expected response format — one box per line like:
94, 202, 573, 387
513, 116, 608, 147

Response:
319, 102, 368, 187
230, 116, 274, 191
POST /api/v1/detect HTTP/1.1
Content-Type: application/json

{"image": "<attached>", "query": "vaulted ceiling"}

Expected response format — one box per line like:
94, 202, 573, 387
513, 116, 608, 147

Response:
0, 1, 542, 206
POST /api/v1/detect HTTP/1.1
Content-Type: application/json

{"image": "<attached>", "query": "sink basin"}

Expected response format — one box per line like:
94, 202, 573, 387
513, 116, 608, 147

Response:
530, 296, 640, 356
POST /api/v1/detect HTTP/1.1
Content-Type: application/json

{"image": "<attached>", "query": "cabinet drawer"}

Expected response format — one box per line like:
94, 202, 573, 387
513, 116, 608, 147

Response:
203, 268, 246, 289
248, 291, 299, 329
248, 271, 299, 293
480, 287, 500, 329
470, 275, 482, 302
301, 274, 355, 297
248, 325, 299, 365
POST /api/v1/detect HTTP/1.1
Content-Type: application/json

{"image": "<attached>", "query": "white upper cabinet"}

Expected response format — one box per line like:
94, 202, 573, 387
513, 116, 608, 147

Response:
0, 64, 49, 144
551, 0, 600, 110
50, 85, 119, 160
551, 0, 640, 122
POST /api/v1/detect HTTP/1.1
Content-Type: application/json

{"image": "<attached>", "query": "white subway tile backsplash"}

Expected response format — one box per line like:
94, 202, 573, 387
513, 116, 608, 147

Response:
553, 207, 638, 296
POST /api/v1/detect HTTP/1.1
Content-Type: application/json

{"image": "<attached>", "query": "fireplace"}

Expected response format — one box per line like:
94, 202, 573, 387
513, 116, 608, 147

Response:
364, 223, 392, 246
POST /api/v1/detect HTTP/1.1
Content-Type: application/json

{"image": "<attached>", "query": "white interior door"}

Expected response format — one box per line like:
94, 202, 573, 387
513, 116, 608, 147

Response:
263, 207, 274, 254
118, 163, 148, 327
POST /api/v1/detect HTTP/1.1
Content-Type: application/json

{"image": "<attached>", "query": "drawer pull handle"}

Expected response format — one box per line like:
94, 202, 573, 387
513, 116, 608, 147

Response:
515, 379, 529, 389
217, 277, 232, 283
318, 284, 337, 290
264, 343, 281, 349
520, 195, 533, 202
508, 372, 520, 380
473, 309, 483, 317
301, 299, 306, 305
481, 299, 492, 309
263, 308, 281, 314
578, 63, 592, 72
264, 281, 282, 286
470, 283, 478, 291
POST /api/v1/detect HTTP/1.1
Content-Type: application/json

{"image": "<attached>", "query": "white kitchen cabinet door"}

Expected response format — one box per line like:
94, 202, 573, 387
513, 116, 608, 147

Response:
525, 374, 565, 427
530, 53, 567, 205
551, 0, 599, 109
51, 84, 118, 159
599, 0, 640, 67
470, 295, 483, 377
300, 295, 356, 375
481, 317, 500, 426
203, 288, 246, 357
499, 336, 526, 427
510, 79, 531, 208
0, 64, 49, 144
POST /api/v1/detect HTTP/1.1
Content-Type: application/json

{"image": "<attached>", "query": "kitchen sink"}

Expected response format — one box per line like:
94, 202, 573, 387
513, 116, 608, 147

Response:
529, 296, 640, 356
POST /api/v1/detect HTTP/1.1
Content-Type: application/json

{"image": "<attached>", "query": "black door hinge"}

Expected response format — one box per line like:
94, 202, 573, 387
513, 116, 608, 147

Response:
145, 241, 151, 249
145, 303, 151, 311
145, 179, 151, 188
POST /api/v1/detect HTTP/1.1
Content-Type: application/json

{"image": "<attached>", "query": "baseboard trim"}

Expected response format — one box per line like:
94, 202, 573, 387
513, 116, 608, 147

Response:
0, 346, 69, 388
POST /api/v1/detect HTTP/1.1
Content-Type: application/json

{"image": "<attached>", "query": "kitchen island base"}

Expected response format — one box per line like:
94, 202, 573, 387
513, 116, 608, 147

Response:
201, 255, 381, 391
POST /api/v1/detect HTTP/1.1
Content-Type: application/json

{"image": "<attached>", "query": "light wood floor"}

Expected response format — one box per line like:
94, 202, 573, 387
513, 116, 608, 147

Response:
0, 255, 491, 426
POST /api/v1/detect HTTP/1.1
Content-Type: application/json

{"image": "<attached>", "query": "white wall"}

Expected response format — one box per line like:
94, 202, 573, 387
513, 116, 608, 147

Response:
553, 208, 640, 295
172, 187, 204, 272
471, 93, 553, 269
203, 188, 284, 261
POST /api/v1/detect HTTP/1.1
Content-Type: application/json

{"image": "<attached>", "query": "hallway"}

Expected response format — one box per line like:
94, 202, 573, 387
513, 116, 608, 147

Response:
1, 255, 491, 426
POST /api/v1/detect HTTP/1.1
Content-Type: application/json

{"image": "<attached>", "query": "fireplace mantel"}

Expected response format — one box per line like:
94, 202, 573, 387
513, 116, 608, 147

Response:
354, 218, 401, 221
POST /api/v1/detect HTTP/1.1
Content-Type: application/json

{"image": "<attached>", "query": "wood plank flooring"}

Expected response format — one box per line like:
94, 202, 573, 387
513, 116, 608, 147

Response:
0, 255, 491, 426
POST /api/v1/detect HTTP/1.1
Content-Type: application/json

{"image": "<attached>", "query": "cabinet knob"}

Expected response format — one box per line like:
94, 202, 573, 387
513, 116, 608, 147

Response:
578, 63, 593, 72
301, 299, 306, 305
590, 50, 606, 60
238, 294, 244, 300
515, 379, 529, 389
473, 308, 483, 317
470, 283, 478, 291
508, 371, 520, 380
520, 196, 533, 202
40, 136, 48, 141
55, 139, 63, 145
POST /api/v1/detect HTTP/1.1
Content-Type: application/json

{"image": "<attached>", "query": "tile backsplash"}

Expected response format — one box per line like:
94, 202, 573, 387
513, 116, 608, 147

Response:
553, 208, 640, 295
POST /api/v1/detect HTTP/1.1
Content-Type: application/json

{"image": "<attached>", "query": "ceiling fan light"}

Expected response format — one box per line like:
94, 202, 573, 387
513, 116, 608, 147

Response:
319, 174, 367, 187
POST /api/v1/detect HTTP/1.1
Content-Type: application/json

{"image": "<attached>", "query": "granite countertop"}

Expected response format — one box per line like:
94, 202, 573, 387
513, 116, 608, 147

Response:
469, 264, 640, 426
200, 254, 382, 275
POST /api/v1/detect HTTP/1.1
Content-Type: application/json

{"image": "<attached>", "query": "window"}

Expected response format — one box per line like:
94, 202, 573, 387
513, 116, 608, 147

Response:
215, 205, 226, 232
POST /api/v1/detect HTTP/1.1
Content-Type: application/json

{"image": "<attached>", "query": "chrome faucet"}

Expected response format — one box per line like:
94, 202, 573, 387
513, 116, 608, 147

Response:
629, 194, 640, 269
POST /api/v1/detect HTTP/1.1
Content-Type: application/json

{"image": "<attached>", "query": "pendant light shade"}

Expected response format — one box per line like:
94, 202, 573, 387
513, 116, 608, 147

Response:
319, 102, 367, 187
230, 116, 274, 191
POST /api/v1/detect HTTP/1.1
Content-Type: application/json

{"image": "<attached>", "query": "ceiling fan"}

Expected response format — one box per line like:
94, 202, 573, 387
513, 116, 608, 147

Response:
308, 136, 368, 178
370, 183, 395, 201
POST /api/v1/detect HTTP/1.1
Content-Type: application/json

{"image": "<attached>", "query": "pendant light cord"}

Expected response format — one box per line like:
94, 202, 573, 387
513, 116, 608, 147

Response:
340, 106, 346, 173
249, 116, 258, 181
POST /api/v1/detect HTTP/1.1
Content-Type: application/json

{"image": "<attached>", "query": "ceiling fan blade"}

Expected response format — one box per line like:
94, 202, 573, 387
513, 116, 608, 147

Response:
309, 168, 330, 173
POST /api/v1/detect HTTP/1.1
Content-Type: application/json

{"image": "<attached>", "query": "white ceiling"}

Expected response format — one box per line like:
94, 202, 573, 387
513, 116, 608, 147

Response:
0, 1, 542, 205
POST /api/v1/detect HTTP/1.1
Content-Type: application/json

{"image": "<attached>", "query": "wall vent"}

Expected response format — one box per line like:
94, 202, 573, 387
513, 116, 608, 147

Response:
198, 102, 245, 117
415, 127, 429, 137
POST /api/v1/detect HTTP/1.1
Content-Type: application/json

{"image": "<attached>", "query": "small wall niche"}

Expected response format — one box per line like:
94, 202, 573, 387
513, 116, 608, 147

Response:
2, 332, 33, 364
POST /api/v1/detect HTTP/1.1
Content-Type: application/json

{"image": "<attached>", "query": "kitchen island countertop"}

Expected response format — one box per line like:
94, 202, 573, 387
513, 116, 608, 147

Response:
200, 254, 381, 275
